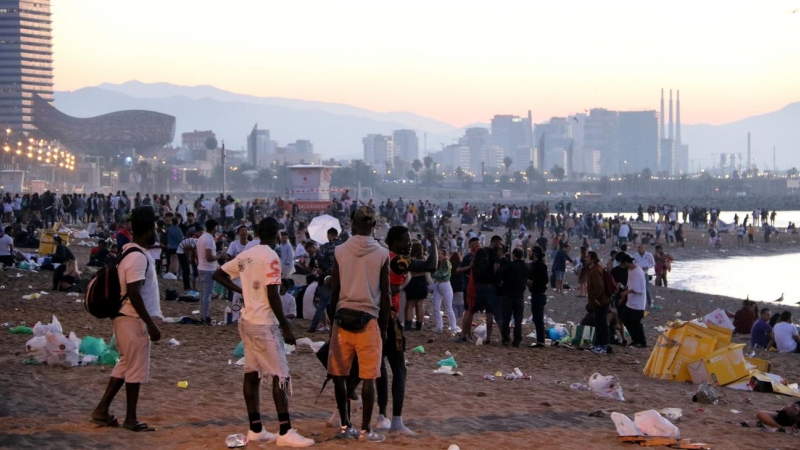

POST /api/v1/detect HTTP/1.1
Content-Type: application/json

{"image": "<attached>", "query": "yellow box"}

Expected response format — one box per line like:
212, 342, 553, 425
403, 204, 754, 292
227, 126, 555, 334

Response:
690, 344, 748, 386
667, 334, 718, 382
705, 323, 733, 349
38, 242, 55, 255
745, 357, 772, 373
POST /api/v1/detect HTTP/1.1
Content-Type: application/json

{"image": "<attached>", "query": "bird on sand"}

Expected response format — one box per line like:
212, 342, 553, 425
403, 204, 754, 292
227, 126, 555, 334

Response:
774, 293, 784, 303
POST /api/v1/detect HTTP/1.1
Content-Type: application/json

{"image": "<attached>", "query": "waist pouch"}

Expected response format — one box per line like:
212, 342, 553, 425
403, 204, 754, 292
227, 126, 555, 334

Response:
335, 308, 374, 331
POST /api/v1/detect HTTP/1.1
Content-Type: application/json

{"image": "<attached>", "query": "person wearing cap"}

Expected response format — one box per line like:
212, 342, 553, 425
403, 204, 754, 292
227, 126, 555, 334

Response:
615, 252, 647, 348
328, 206, 390, 442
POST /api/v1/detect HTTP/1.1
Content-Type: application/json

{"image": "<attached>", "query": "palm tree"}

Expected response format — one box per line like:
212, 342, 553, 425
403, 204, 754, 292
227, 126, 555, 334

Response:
204, 137, 218, 150
503, 156, 513, 175
423, 155, 433, 171
550, 165, 565, 181
411, 159, 423, 184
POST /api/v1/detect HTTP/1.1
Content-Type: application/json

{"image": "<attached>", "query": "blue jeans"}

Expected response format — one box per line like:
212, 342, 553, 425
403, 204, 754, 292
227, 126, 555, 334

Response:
308, 284, 331, 332
198, 270, 215, 319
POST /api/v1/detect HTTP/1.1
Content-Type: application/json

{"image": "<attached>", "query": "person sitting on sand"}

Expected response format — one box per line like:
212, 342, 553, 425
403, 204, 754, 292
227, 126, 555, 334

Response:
769, 311, 800, 354
750, 307, 772, 349
212, 218, 313, 447
751, 401, 800, 431
733, 300, 758, 334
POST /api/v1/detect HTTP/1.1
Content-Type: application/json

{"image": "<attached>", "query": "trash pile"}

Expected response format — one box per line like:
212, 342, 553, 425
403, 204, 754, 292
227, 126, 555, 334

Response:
611, 409, 709, 448
21, 315, 119, 366
643, 308, 800, 397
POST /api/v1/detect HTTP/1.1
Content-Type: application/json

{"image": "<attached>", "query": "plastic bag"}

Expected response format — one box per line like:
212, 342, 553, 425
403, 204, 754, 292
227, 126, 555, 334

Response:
33, 315, 62, 337
10, 326, 33, 334
634, 410, 680, 439
98, 348, 119, 366
44, 331, 80, 365
473, 323, 487, 340
295, 337, 325, 353
611, 412, 641, 436
692, 382, 720, 405
80, 336, 108, 357
233, 341, 244, 358
25, 335, 48, 363
437, 356, 458, 368
588, 373, 625, 401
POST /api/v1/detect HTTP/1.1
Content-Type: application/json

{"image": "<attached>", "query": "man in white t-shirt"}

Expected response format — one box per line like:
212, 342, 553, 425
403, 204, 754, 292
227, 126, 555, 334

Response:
0, 226, 15, 267
771, 311, 800, 353
92, 206, 161, 432
196, 219, 225, 324
616, 252, 648, 348
280, 279, 297, 321
224, 200, 235, 226
618, 222, 630, 246
213, 218, 312, 447
279, 232, 295, 278
633, 244, 655, 307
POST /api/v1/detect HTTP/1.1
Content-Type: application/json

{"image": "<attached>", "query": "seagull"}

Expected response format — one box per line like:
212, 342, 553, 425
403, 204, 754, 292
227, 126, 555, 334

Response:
775, 293, 784, 303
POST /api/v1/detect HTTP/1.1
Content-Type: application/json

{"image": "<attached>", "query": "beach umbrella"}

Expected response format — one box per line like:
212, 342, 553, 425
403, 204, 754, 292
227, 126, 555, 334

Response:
308, 214, 341, 244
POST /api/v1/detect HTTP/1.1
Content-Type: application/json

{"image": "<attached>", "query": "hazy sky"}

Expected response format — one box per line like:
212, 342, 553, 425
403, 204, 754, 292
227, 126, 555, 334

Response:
52, 1, 800, 127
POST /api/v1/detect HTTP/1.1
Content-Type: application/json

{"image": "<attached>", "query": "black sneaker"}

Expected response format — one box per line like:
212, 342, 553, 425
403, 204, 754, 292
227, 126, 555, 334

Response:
631, 343, 647, 349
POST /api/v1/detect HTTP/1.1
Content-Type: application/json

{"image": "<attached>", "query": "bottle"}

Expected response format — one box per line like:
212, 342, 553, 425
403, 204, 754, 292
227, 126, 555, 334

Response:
482, 375, 495, 381
225, 306, 232, 325
225, 434, 248, 448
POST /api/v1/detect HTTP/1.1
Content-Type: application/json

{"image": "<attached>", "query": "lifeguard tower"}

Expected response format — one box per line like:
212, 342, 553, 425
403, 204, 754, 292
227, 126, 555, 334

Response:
287, 165, 338, 211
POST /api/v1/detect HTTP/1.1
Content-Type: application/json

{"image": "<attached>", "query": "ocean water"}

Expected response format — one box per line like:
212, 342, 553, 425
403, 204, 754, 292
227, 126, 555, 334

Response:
597, 210, 800, 229
668, 253, 800, 305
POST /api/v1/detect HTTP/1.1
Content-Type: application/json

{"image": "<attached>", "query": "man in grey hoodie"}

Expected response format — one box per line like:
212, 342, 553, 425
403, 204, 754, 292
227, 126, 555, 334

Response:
328, 206, 390, 442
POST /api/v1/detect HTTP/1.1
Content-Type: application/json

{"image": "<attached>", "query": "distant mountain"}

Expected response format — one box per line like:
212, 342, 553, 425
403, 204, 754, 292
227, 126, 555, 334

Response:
680, 102, 800, 171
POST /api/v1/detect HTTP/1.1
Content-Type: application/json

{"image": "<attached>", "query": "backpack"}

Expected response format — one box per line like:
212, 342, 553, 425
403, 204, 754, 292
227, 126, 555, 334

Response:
601, 268, 618, 298
472, 249, 492, 280
85, 247, 149, 319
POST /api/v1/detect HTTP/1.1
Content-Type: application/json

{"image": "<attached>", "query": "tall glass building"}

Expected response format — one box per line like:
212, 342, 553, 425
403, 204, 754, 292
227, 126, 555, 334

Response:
0, 0, 53, 133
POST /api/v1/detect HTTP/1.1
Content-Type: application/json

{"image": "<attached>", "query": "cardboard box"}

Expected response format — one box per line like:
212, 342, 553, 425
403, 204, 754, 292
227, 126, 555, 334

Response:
689, 344, 748, 386
644, 322, 721, 381
745, 357, 772, 373
666, 334, 718, 382
704, 323, 733, 350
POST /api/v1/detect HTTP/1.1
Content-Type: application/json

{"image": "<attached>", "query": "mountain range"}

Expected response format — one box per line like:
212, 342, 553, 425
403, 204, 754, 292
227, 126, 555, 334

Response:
53, 81, 800, 169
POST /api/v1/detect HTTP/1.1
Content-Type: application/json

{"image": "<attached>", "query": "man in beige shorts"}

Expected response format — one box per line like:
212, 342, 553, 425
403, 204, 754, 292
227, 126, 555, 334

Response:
328, 206, 391, 442
214, 217, 314, 447
91, 206, 161, 432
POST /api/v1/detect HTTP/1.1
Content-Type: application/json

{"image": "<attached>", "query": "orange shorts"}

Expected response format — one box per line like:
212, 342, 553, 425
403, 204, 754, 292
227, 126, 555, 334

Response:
327, 319, 382, 379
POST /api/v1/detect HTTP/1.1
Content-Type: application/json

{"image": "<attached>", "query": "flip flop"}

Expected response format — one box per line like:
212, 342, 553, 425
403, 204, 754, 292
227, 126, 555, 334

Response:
124, 422, 156, 432
90, 415, 119, 427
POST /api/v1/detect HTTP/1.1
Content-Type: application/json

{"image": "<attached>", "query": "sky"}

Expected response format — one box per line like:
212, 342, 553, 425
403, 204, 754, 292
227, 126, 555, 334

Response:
51, 0, 800, 127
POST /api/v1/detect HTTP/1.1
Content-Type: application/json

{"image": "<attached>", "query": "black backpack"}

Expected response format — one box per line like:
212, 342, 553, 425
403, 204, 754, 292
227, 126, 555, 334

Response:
85, 247, 149, 319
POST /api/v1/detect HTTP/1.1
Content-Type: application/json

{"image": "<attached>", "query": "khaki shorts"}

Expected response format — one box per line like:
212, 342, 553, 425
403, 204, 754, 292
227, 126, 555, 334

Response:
110, 315, 151, 383
328, 319, 381, 380
239, 320, 290, 383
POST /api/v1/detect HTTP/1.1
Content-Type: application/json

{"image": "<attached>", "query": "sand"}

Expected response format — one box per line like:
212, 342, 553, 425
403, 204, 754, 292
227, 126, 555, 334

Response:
2, 224, 800, 450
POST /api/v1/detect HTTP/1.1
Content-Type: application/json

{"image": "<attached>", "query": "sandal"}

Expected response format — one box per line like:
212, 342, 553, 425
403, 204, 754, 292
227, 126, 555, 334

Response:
90, 415, 119, 428
124, 422, 156, 432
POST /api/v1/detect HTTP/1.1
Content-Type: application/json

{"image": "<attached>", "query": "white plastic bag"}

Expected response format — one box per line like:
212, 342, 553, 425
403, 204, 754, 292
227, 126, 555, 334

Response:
44, 331, 80, 365
33, 315, 62, 337
25, 336, 48, 363
611, 412, 641, 436
473, 323, 487, 340
634, 410, 680, 439
704, 308, 734, 330
295, 337, 326, 353
588, 373, 625, 401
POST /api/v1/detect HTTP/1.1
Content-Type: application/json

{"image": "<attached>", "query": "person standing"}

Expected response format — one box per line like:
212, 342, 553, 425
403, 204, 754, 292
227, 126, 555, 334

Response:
197, 219, 225, 324
615, 253, 647, 348
526, 246, 548, 348
212, 218, 313, 447
308, 228, 342, 333
496, 247, 529, 347
464, 235, 502, 344
586, 251, 611, 354
0, 226, 14, 267
653, 245, 673, 287
632, 243, 655, 307
551, 243, 574, 296
430, 247, 457, 333
279, 232, 295, 279
91, 206, 161, 432
328, 207, 390, 442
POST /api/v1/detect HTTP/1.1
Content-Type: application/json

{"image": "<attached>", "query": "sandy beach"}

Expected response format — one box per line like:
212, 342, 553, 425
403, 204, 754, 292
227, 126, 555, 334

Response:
2, 224, 800, 450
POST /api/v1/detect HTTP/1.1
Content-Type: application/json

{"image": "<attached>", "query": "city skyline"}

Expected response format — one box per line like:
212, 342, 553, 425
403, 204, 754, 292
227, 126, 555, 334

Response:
51, 1, 800, 128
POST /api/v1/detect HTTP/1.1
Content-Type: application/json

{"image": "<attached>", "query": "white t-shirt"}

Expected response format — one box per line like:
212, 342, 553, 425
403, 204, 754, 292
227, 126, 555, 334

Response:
633, 251, 655, 273
220, 245, 282, 325
0, 234, 12, 255
244, 238, 260, 251
196, 232, 218, 271
619, 224, 630, 238
118, 244, 162, 319
302, 281, 318, 318
773, 322, 799, 353
625, 266, 647, 311
281, 293, 296, 318
224, 203, 235, 218
227, 239, 247, 259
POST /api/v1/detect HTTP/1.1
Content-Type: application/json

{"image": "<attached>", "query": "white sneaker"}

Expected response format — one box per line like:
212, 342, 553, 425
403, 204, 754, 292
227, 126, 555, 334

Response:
432, 327, 443, 333
359, 429, 386, 442
375, 414, 391, 430
248, 429, 278, 443
277, 429, 315, 447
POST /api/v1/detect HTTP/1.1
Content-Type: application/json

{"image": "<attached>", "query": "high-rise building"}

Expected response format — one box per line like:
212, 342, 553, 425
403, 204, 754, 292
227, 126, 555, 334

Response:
584, 108, 619, 175
459, 127, 491, 176
0, 0, 54, 132
490, 113, 532, 172
619, 110, 659, 174
433, 144, 470, 175
247, 125, 270, 167
674, 90, 689, 174
392, 129, 419, 162
362, 134, 393, 173
533, 117, 571, 175
182, 130, 216, 151
288, 139, 313, 154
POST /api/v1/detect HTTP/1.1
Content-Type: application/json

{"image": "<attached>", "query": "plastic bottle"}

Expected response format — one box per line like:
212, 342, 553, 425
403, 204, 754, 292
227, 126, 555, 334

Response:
225, 306, 232, 325
482, 375, 495, 381
225, 434, 248, 448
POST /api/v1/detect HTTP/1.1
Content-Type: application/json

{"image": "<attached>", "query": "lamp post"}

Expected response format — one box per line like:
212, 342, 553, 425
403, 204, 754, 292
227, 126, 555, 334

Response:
221, 141, 226, 197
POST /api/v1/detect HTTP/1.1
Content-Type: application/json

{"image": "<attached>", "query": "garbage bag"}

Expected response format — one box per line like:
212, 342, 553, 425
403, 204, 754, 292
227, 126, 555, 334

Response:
611, 412, 642, 436
233, 341, 244, 358
33, 315, 62, 337
692, 382, 720, 405
634, 410, 680, 439
588, 373, 625, 401
79, 336, 108, 357
25, 335, 48, 363
98, 348, 119, 366
44, 331, 80, 365
10, 326, 33, 334
437, 356, 458, 368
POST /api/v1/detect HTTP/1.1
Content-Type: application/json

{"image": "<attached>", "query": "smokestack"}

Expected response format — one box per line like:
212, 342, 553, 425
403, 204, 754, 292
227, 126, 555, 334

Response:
675, 90, 682, 146
668, 89, 674, 141
747, 132, 751, 171
660, 89, 665, 138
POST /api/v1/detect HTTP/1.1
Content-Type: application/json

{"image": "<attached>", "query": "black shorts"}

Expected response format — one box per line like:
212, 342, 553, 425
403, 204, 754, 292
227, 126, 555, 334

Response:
404, 275, 429, 300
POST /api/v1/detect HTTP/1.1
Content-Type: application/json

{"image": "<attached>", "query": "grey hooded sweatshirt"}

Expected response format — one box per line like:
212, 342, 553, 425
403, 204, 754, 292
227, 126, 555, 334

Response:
334, 235, 389, 318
